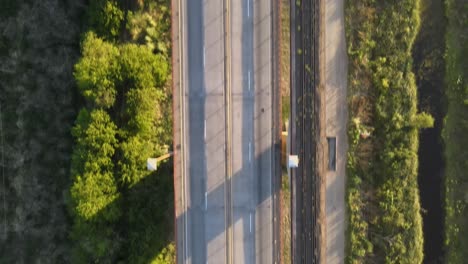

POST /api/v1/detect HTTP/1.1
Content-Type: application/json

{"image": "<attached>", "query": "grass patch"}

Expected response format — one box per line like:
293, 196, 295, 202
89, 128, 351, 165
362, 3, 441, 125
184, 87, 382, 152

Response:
279, 0, 291, 262
344, 0, 426, 262
280, 0, 290, 98
443, 0, 468, 262
281, 171, 291, 264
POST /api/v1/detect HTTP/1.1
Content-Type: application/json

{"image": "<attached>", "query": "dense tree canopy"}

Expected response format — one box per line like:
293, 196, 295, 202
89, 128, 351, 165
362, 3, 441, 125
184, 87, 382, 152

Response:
69, 1, 174, 262
87, 0, 124, 41
118, 43, 169, 89
69, 109, 122, 262
74, 32, 120, 108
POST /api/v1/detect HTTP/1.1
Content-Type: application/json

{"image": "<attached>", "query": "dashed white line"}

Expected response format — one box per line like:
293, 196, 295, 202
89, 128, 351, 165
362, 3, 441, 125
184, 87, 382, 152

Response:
203, 46, 206, 67
248, 141, 252, 162
247, 0, 250, 17
204, 119, 207, 140
205, 191, 207, 210
249, 213, 252, 233
248, 71, 251, 91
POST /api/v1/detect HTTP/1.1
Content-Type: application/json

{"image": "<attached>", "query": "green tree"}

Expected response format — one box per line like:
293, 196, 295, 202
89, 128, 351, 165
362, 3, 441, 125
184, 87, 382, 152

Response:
118, 44, 169, 90
74, 32, 120, 108
125, 87, 165, 136
118, 135, 153, 186
412, 112, 435, 129
69, 108, 122, 262
88, 0, 124, 41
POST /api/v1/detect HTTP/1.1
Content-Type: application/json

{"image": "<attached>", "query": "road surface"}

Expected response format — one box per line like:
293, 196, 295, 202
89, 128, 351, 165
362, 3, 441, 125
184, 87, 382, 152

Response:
172, 0, 278, 263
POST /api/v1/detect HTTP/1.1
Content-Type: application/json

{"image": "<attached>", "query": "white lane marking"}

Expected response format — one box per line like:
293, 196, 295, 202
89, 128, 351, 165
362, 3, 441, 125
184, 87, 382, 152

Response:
248, 71, 251, 91
247, 0, 250, 17
205, 192, 207, 210
204, 119, 206, 140
249, 213, 252, 233
203, 46, 206, 67
248, 141, 252, 162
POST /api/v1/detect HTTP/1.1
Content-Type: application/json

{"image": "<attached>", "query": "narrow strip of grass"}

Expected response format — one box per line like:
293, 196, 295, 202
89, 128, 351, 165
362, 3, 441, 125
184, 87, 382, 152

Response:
279, 0, 291, 263
443, 0, 468, 262
281, 171, 291, 264
344, 0, 425, 262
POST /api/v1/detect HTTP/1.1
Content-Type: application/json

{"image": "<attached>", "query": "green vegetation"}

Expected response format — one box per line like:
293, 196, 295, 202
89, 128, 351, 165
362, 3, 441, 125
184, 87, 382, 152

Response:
345, 0, 428, 262
74, 33, 120, 108
279, 0, 292, 263
0, 1, 84, 262
68, 0, 174, 263
69, 109, 121, 261
443, 0, 468, 262
87, 0, 124, 41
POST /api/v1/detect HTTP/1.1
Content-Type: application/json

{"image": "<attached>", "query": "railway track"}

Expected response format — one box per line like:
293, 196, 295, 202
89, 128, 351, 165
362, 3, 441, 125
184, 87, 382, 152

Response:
291, 0, 320, 262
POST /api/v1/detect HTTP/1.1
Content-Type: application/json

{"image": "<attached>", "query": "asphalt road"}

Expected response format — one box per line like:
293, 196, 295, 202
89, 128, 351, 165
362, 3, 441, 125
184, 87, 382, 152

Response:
174, 0, 276, 263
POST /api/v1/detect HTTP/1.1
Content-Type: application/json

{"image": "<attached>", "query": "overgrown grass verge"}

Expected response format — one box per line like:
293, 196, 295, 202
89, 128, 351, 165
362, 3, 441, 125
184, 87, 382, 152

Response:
443, 0, 468, 262
344, 0, 427, 262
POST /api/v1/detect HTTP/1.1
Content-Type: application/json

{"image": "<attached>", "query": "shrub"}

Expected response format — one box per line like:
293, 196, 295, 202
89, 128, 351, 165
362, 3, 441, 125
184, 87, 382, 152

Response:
69, 108, 122, 262
88, 0, 124, 41
74, 32, 120, 108
412, 112, 434, 129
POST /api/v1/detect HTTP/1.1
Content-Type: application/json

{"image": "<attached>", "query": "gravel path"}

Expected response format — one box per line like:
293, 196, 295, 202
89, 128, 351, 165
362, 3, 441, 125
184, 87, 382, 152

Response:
323, 0, 348, 261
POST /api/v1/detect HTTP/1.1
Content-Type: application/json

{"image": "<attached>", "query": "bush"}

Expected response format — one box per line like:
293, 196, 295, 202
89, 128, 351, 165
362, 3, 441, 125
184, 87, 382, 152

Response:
412, 112, 434, 129
118, 44, 169, 89
74, 32, 120, 108
87, 0, 124, 41
69, 108, 122, 262
126, 1, 171, 56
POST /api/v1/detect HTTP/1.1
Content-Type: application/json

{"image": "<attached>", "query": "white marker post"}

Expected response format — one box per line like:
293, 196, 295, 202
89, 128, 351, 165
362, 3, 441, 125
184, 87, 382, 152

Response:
203, 46, 206, 67
204, 119, 206, 140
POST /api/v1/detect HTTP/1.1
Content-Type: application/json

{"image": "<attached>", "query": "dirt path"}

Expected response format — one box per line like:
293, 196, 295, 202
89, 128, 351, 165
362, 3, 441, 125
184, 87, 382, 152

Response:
322, 0, 348, 261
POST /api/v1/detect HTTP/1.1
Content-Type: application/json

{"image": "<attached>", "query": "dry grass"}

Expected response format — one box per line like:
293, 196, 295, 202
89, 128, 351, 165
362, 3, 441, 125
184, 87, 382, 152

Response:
280, 0, 290, 98
280, 172, 291, 264
279, 0, 291, 263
